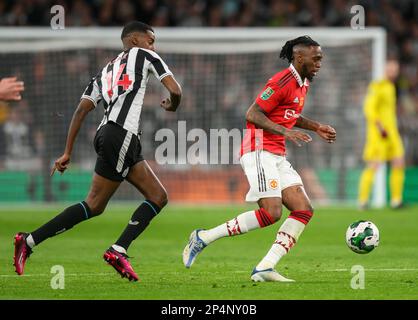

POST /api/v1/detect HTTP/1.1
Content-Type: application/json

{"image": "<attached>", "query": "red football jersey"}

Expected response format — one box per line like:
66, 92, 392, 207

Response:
241, 64, 310, 156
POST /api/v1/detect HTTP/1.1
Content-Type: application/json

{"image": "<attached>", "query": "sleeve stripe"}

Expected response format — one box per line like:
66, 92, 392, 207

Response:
83, 81, 94, 96
278, 77, 292, 89
143, 51, 172, 77
80, 95, 98, 107
158, 72, 173, 81
151, 59, 168, 76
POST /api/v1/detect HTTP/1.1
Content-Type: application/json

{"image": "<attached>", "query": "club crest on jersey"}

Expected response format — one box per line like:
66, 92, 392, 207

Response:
268, 179, 279, 190
284, 109, 300, 119
293, 96, 304, 107
299, 96, 304, 107
260, 87, 274, 100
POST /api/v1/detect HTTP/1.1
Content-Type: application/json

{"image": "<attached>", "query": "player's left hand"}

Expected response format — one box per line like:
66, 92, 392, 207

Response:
316, 124, 336, 143
160, 98, 174, 111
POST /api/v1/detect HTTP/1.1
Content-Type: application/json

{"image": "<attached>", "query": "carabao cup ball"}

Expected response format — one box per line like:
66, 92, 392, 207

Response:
346, 220, 379, 254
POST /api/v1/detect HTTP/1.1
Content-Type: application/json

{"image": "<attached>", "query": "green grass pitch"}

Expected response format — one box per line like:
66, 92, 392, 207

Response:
0, 204, 417, 300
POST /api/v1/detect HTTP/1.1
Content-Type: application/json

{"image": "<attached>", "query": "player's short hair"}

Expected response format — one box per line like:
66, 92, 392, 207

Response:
280, 36, 320, 62
121, 21, 154, 40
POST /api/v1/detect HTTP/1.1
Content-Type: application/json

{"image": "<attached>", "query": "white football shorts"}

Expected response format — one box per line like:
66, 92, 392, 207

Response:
240, 150, 303, 202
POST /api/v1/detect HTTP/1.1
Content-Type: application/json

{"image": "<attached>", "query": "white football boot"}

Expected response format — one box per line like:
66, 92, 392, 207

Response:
183, 229, 207, 268
250, 268, 295, 282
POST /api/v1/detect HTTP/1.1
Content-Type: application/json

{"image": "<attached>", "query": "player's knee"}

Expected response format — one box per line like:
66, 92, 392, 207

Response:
367, 162, 380, 171
158, 194, 168, 209
293, 204, 314, 217
148, 190, 168, 209
261, 205, 282, 222
391, 158, 405, 169
308, 207, 315, 221
289, 206, 314, 225
84, 199, 106, 216
271, 208, 282, 222
90, 205, 106, 216
306, 204, 314, 213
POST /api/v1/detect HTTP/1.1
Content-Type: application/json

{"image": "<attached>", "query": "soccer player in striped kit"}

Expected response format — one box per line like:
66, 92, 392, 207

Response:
13, 21, 182, 281
183, 36, 336, 282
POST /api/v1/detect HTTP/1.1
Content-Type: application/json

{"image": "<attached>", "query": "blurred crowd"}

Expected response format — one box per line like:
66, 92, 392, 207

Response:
1, 1, 417, 75
0, 0, 417, 202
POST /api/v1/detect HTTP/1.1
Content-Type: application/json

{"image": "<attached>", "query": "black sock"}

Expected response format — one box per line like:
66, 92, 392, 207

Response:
115, 200, 161, 250
31, 201, 92, 245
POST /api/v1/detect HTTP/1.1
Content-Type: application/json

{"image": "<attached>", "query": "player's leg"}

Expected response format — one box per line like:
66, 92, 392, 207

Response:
103, 161, 167, 282
183, 197, 280, 269
197, 197, 280, 245
389, 156, 405, 208
252, 158, 311, 282
198, 151, 281, 243
358, 161, 381, 209
111, 160, 168, 254
250, 197, 301, 282
253, 185, 313, 277
389, 136, 405, 208
28, 173, 120, 246
14, 173, 120, 275
93, 124, 155, 281
183, 151, 280, 268
358, 137, 384, 209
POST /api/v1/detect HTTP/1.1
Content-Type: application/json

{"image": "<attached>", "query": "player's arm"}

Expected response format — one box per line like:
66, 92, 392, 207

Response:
52, 74, 101, 175
246, 102, 312, 147
364, 82, 387, 138
160, 75, 182, 112
295, 115, 336, 143
51, 98, 95, 175
145, 50, 182, 112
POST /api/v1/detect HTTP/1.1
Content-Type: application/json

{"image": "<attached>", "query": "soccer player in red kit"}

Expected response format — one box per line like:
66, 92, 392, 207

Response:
183, 36, 336, 282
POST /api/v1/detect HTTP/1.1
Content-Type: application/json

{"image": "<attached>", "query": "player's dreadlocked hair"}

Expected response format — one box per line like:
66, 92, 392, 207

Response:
121, 21, 154, 40
279, 36, 320, 62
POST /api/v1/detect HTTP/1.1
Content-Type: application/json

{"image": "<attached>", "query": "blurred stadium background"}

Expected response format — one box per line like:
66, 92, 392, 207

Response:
0, 0, 417, 206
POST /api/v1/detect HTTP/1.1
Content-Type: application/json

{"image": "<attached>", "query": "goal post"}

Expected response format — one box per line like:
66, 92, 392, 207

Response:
0, 27, 386, 206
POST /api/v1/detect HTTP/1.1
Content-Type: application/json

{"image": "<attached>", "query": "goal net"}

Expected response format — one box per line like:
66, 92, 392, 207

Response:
0, 27, 386, 205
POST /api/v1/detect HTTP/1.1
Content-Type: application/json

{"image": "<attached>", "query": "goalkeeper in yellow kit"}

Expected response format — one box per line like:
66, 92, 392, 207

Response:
358, 59, 405, 209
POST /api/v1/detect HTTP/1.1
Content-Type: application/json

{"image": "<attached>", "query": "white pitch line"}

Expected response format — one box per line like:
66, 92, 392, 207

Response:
2, 269, 417, 278
325, 269, 418, 272
234, 269, 418, 273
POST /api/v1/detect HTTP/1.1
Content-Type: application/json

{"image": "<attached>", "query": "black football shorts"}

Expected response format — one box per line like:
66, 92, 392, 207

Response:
93, 121, 144, 182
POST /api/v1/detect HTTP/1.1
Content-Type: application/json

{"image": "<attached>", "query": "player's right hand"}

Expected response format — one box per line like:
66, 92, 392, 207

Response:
51, 153, 71, 176
379, 128, 388, 139
160, 98, 174, 111
376, 121, 388, 139
285, 129, 312, 147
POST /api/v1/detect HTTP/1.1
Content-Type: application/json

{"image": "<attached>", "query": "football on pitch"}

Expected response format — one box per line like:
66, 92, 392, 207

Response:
345, 220, 379, 254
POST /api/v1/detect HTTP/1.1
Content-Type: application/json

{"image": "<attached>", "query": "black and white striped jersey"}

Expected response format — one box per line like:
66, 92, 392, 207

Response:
81, 47, 172, 135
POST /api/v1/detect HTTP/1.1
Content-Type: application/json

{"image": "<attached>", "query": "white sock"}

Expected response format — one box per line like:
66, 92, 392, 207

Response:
111, 244, 127, 254
26, 234, 35, 248
199, 210, 262, 244
256, 218, 306, 270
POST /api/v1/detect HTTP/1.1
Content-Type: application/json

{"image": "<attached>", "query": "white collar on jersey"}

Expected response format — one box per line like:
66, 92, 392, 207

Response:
289, 64, 309, 87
